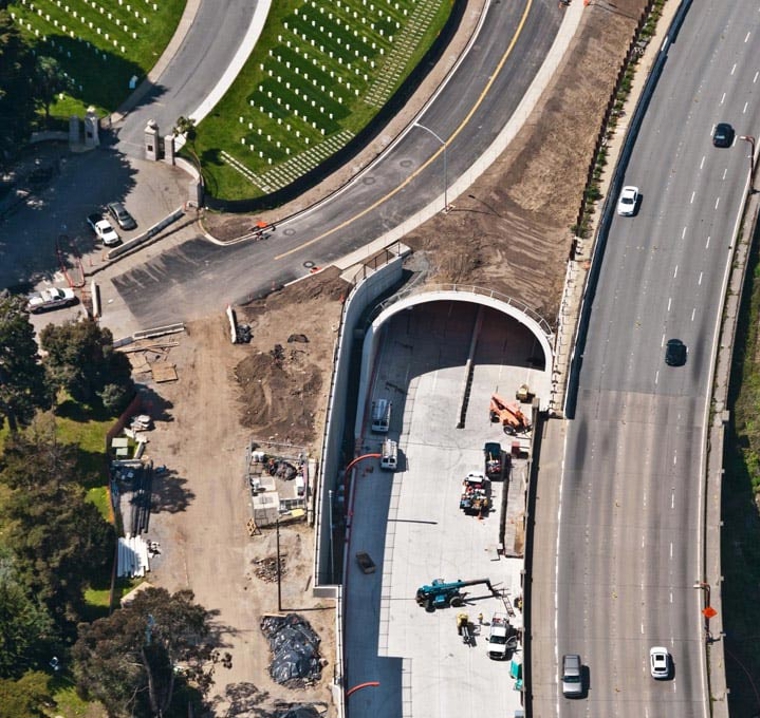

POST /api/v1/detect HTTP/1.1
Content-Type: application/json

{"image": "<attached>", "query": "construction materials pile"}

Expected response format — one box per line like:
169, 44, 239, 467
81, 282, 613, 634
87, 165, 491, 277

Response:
261, 614, 323, 687
252, 555, 287, 583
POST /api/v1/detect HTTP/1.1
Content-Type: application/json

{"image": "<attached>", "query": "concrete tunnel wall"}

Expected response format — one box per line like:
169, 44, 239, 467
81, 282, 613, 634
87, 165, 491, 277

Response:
356, 290, 555, 429
313, 256, 406, 590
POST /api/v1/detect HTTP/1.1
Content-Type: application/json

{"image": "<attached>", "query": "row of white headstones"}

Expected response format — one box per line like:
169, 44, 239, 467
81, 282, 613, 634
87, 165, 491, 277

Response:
14, 0, 160, 53
236, 1, 415, 160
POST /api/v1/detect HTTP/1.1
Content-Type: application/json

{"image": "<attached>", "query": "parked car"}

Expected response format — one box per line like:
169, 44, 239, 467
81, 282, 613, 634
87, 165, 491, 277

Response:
26, 287, 77, 313
87, 213, 120, 246
649, 646, 670, 679
712, 122, 734, 148
107, 201, 137, 230
616, 185, 639, 216
355, 551, 376, 574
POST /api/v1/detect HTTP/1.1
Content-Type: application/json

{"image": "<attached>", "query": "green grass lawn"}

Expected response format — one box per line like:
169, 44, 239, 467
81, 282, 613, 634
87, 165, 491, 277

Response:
9, 0, 186, 118
190, 0, 453, 201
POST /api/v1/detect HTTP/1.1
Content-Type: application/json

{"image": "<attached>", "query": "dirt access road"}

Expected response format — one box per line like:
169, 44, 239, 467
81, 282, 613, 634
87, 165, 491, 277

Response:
136, 2, 649, 715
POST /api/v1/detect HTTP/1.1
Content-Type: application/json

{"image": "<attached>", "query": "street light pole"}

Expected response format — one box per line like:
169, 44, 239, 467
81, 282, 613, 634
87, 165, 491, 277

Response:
693, 581, 712, 641
414, 122, 449, 213
740, 135, 756, 190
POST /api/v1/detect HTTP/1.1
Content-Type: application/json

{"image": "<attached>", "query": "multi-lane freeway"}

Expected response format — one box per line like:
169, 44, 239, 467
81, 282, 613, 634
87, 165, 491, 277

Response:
532, 2, 758, 716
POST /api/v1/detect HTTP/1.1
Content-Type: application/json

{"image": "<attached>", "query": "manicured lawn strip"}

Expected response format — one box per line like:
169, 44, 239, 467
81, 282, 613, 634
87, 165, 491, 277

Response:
190, 0, 453, 201
9, 0, 186, 117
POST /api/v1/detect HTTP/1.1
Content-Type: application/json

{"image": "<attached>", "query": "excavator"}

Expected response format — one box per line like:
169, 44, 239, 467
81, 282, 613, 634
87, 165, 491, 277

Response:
489, 393, 531, 435
415, 577, 499, 611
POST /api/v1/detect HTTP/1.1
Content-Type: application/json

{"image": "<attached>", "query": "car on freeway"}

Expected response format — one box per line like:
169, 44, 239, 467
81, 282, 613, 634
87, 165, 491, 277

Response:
26, 287, 77, 314
616, 185, 639, 216
561, 653, 583, 697
649, 646, 670, 679
87, 213, 120, 246
712, 122, 734, 148
665, 338, 687, 366
107, 201, 137, 230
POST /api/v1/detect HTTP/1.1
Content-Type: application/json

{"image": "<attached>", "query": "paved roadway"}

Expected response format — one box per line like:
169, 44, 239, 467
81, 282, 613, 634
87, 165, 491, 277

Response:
114, 0, 261, 157
531, 3, 759, 717
108, 0, 562, 327
345, 301, 547, 718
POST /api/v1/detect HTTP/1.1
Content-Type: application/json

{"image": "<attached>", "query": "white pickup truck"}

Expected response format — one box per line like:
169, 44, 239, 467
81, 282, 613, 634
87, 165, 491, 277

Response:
487, 612, 512, 660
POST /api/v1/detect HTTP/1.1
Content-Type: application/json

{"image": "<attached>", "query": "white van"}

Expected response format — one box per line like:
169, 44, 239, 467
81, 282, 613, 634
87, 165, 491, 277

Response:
371, 399, 391, 433
380, 438, 398, 471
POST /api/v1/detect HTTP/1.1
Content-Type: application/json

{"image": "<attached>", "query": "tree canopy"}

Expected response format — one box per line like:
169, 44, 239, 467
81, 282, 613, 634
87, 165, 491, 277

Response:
0, 293, 54, 432
73, 588, 230, 718
0, 431, 115, 626
40, 318, 135, 413
0, 10, 37, 169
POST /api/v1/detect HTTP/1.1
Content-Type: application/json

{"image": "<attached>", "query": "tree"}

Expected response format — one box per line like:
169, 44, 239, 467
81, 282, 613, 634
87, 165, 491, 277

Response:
73, 588, 230, 718
0, 671, 52, 718
34, 56, 74, 125
0, 293, 54, 432
0, 550, 55, 679
0, 432, 115, 625
40, 318, 134, 411
0, 10, 37, 169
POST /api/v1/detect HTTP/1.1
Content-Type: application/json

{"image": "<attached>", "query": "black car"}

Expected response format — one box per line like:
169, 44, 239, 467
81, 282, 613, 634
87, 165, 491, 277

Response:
107, 201, 137, 230
665, 339, 687, 366
712, 122, 734, 148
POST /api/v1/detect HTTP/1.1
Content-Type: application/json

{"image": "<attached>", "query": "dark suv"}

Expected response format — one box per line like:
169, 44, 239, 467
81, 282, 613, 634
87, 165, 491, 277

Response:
665, 339, 687, 366
107, 201, 137, 230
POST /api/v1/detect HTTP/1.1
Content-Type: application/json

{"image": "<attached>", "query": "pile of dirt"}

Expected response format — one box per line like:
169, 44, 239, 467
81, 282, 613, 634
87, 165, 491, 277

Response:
252, 556, 288, 583
233, 267, 350, 448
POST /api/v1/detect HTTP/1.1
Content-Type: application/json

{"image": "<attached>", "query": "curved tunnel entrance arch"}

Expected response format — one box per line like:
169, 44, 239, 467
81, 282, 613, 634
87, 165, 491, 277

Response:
356, 287, 555, 436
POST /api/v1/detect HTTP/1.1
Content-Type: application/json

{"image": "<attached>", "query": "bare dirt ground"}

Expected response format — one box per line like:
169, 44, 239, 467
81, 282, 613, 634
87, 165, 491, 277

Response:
139, 2, 650, 715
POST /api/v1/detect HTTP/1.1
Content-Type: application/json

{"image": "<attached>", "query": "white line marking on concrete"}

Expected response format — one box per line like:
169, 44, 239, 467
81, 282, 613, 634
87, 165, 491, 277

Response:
755, 71, 760, 84
668, 297, 672, 311
690, 190, 696, 204
671, 492, 675, 509
700, 155, 706, 170
723, 168, 728, 180
744, 101, 749, 114
720, 92, 726, 105
706, 236, 711, 249
699, 271, 703, 285
731, 62, 737, 75
655, 370, 659, 385
673, 265, 678, 278
745, 32, 751, 43
661, 334, 666, 347
673, 453, 677, 465
670, 542, 673, 559
715, 197, 720, 210
692, 307, 696, 321
682, 226, 687, 239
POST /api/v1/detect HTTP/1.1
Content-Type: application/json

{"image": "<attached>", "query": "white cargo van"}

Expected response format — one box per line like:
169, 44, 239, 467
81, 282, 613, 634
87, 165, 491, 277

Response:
371, 399, 391, 433
380, 438, 398, 471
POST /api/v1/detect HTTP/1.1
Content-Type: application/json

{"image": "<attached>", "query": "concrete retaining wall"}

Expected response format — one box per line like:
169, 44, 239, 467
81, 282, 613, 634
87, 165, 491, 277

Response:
313, 256, 406, 588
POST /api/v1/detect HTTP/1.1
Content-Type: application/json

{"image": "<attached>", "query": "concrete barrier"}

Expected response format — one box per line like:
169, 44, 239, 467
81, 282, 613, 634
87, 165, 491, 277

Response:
107, 207, 185, 259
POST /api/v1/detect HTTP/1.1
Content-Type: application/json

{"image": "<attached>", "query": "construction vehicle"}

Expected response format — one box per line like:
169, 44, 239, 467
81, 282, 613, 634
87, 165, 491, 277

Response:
380, 438, 398, 471
415, 577, 498, 610
489, 394, 531, 435
487, 612, 518, 660
484, 442, 504, 479
460, 472, 490, 516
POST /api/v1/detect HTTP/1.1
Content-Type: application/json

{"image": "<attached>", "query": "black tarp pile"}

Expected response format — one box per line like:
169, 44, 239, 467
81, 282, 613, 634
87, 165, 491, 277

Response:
261, 613, 322, 687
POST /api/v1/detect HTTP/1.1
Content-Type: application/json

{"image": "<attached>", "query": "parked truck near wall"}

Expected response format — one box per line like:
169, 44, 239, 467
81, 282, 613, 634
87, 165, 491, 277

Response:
380, 438, 398, 471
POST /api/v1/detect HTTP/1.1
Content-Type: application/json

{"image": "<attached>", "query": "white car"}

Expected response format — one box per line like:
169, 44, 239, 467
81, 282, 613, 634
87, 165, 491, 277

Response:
27, 287, 77, 314
617, 185, 639, 216
87, 213, 120, 246
649, 646, 670, 679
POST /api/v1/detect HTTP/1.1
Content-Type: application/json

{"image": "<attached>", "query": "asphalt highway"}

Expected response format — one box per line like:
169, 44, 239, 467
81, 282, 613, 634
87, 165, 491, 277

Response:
110, 0, 562, 327
531, 2, 759, 716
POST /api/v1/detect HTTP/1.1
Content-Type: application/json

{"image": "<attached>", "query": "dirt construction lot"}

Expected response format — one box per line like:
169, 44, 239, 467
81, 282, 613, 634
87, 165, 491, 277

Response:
133, 2, 649, 715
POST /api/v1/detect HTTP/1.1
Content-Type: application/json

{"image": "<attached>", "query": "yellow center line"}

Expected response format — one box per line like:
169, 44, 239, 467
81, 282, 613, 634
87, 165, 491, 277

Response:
275, 0, 534, 261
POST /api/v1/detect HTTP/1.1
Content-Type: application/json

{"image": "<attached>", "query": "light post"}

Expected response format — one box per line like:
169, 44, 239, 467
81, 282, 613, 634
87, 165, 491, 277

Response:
693, 581, 713, 642
414, 122, 449, 213
740, 135, 756, 189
